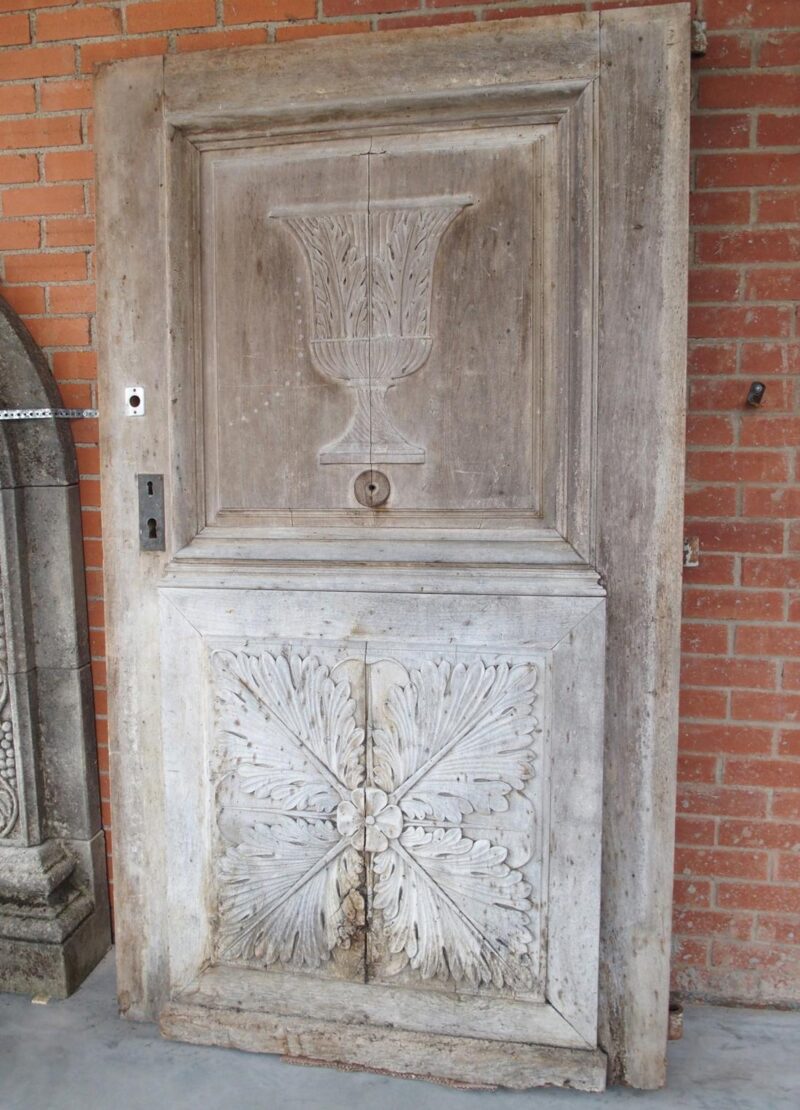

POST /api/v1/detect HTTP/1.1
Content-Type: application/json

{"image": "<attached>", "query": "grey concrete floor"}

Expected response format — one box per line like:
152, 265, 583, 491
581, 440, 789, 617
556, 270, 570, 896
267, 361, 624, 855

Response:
1, 953, 798, 1110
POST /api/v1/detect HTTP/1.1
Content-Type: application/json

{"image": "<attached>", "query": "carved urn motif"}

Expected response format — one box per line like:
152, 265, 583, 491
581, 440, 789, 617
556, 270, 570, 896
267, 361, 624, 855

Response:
271, 197, 471, 465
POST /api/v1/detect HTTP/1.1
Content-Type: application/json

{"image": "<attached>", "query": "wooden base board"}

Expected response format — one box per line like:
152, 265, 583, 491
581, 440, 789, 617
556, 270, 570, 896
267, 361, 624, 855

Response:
160, 998, 608, 1091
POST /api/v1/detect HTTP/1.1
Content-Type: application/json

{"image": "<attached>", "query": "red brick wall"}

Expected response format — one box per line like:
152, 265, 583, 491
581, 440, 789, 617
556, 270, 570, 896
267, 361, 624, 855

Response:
1, 0, 798, 1007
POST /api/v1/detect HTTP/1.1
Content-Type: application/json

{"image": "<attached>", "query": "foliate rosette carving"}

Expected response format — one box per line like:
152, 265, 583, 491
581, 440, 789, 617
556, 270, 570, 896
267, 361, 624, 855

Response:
337, 786, 402, 854
213, 650, 539, 993
270, 196, 471, 465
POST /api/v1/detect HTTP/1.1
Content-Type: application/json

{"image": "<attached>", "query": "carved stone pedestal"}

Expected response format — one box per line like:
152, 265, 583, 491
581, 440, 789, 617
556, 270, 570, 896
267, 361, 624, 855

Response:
0, 298, 111, 998
0, 838, 109, 996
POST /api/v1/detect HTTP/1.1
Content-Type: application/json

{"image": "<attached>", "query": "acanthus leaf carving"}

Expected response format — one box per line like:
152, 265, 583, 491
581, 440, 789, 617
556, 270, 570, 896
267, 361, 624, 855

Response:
214, 649, 364, 814
371, 659, 538, 823
372, 826, 534, 991
217, 816, 364, 968
277, 212, 368, 342
213, 649, 539, 993
370, 205, 466, 340
214, 650, 367, 971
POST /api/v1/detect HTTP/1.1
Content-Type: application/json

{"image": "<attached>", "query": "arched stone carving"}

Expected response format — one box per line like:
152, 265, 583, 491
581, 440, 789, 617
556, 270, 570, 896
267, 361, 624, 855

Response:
0, 297, 110, 997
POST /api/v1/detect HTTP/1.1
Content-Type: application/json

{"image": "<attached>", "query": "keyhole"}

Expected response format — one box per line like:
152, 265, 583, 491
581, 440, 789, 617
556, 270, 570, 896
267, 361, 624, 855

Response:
146, 480, 154, 496
354, 470, 390, 508
147, 518, 158, 540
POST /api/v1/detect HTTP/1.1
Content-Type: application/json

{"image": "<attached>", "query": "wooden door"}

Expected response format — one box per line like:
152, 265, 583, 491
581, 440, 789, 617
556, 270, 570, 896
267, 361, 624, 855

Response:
97, 10, 689, 1091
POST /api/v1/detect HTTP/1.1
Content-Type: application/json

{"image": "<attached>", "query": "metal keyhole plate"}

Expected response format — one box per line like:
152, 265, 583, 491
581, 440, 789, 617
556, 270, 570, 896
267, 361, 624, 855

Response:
354, 470, 391, 508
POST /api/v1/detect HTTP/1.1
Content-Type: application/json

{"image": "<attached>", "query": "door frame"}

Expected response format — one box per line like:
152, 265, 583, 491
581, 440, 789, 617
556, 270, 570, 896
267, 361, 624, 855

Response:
96, 6, 689, 1088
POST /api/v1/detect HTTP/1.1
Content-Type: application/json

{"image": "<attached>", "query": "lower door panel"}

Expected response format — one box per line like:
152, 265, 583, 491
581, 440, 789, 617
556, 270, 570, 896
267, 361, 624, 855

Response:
158, 581, 606, 1088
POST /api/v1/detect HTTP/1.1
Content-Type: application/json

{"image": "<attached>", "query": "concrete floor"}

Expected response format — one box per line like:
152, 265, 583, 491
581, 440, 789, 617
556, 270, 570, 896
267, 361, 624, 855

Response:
1, 953, 798, 1110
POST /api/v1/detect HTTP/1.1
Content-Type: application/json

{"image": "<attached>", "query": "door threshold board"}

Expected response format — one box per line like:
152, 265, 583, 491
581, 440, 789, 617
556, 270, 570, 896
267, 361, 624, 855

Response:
160, 993, 607, 1092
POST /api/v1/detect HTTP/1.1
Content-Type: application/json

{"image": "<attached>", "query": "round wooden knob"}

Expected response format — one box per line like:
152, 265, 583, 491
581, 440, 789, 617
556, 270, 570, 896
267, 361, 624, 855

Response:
354, 470, 391, 508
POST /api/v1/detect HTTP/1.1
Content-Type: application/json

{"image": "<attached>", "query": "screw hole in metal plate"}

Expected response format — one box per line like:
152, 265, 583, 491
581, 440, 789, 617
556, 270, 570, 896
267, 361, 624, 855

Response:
354, 469, 390, 508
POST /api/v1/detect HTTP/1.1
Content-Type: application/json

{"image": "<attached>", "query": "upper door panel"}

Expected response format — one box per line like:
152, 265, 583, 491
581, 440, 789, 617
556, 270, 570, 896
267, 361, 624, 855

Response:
200, 123, 559, 529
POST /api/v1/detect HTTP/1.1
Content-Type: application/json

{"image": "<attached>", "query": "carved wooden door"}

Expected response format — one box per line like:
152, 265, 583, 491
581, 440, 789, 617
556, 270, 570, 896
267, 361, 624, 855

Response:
97, 10, 689, 1093
124, 41, 610, 1083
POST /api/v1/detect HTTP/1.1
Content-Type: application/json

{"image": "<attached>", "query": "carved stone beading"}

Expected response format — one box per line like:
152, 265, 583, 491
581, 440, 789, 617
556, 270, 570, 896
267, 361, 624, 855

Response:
213, 649, 538, 992
0, 582, 19, 840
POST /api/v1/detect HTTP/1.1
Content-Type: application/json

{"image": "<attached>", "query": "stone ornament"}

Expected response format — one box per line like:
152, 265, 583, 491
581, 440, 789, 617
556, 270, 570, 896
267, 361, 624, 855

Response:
270, 197, 471, 465
0, 714, 18, 839
213, 649, 538, 991
0, 575, 18, 839
0, 295, 111, 997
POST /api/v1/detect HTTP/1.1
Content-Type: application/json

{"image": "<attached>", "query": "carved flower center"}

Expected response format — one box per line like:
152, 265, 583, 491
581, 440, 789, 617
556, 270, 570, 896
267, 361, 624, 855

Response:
336, 786, 403, 854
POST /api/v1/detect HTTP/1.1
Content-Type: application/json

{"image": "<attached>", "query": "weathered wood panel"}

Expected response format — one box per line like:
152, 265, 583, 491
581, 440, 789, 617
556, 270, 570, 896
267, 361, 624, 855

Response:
595, 3, 690, 1089
173, 962, 585, 1047
95, 56, 170, 1020
164, 17, 600, 132
161, 996, 608, 1091
158, 586, 606, 1070
201, 127, 549, 523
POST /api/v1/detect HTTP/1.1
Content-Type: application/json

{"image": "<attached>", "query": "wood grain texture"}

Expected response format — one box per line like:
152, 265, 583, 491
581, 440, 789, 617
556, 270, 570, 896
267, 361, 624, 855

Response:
201, 131, 543, 516
546, 602, 606, 1045
161, 994, 607, 1091
159, 584, 604, 653
164, 17, 600, 132
595, 2, 690, 1090
190, 105, 589, 540
95, 55, 171, 1021
173, 962, 585, 1047
162, 38, 598, 551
